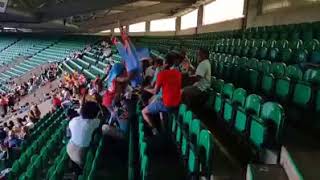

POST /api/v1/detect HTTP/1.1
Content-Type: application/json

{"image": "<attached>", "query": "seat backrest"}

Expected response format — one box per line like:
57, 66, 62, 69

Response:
141, 155, 149, 180
286, 65, 303, 80
183, 111, 193, 129
261, 73, 275, 96
303, 69, 320, 85
280, 48, 292, 63
222, 83, 234, 99
198, 130, 214, 176
292, 82, 312, 108
271, 63, 286, 77
189, 119, 201, 146
260, 102, 285, 143
232, 88, 247, 106
178, 104, 187, 120
214, 79, 224, 93
250, 116, 267, 148
275, 77, 291, 101
245, 94, 262, 116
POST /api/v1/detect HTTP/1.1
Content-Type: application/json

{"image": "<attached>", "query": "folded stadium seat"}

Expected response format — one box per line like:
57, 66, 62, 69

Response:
289, 40, 303, 50
271, 63, 286, 78
257, 60, 272, 74
275, 40, 289, 50
261, 72, 276, 98
290, 48, 308, 64
303, 39, 319, 53
223, 88, 247, 127
214, 83, 234, 117
268, 48, 280, 62
279, 48, 293, 64
249, 46, 259, 58
257, 47, 268, 60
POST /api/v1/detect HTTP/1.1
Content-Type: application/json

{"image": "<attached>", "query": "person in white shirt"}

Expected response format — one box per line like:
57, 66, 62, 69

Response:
182, 48, 211, 108
67, 102, 100, 168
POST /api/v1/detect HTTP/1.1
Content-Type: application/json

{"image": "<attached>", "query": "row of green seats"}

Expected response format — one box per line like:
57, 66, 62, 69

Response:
79, 135, 105, 180
208, 77, 285, 154
171, 104, 214, 179
21, 109, 64, 152
9, 119, 68, 180
46, 146, 69, 180
242, 22, 320, 41
211, 53, 320, 129
136, 105, 152, 180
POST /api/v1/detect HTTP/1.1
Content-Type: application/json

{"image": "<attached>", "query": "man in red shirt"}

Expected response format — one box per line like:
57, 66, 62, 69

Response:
142, 53, 182, 135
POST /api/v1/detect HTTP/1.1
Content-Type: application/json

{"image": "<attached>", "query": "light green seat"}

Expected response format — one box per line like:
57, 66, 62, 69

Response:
223, 88, 247, 125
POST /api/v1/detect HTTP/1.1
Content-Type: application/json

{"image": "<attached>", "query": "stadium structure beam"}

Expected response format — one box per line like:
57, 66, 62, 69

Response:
38, 0, 129, 21
82, 2, 189, 32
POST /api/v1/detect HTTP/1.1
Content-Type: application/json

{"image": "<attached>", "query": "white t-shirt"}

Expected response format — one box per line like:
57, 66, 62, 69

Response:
145, 66, 155, 78
194, 59, 211, 91
69, 116, 100, 148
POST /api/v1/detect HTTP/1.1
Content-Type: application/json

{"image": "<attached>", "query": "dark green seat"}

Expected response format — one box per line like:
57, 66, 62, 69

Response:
260, 102, 285, 145
279, 48, 292, 64
261, 73, 275, 97
198, 130, 214, 179
269, 48, 279, 62
271, 63, 286, 78
250, 116, 267, 149
223, 88, 247, 125
214, 83, 234, 114
286, 65, 303, 81
234, 94, 262, 134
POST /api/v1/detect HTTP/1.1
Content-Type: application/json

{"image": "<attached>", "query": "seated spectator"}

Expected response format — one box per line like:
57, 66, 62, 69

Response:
25, 117, 35, 130
182, 48, 211, 108
4, 131, 21, 148
142, 53, 182, 135
0, 143, 8, 161
52, 94, 62, 108
67, 102, 100, 168
18, 126, 28, 140
28, 105, 41, 122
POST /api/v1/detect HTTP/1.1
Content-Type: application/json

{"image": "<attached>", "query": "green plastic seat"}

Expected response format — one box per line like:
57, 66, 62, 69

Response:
258, 47, 268, 59
234, 94, 262, 134
223, 88, 247, 125
286, 65, 303, 81
291, 48, 307, 64
257, 60, 271, 74
250, 116, 267, 148
269, 48, 279, 62
260, 102, 284, 144
248, 69, 260, 92
141, 155, 149, 180
198, 130, 214, 178
214, 83, 234, 113
279, 48, 292, 63
303, 69, 320, 84
261, 73, 275, 97
275, 76, 291, 102
271, 63, 286, 78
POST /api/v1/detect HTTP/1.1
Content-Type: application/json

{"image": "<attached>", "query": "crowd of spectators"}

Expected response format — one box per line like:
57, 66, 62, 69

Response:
0, 63, 59, 118
0, 35, 212, 177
